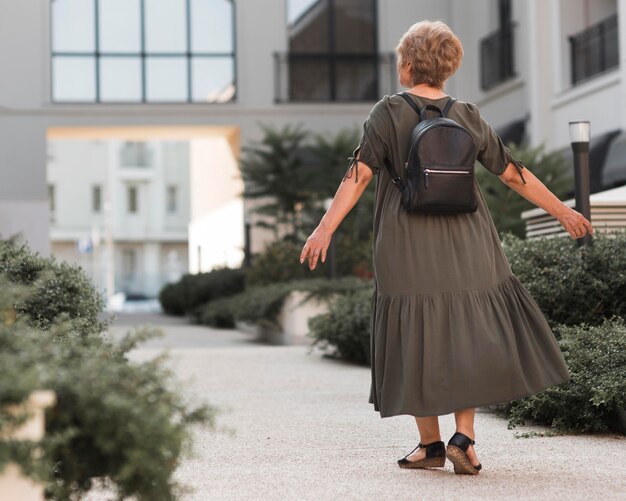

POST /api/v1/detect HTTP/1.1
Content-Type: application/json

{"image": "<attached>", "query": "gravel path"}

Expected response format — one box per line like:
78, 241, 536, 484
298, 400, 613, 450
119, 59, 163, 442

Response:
94, 313, 626, 501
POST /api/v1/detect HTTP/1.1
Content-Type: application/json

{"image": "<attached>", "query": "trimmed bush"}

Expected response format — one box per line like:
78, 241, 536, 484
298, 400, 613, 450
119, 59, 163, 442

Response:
495, 316, 626, 433
159, 267, 246, 317
0, 244, 218, 500
0, 314, 215, 501
308, 285, 374, 365
503, 229, 626, 331
0, 238, 107, 335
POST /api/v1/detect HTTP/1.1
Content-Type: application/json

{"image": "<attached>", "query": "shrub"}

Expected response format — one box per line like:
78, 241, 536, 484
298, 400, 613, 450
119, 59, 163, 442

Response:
0, 238, 108, 335
0, 254, 218, 500
308, 285, 374, 366
495, 316, 626, 433
197, 277, 370, 330
158, 282, 186, 316
502, 229, 626, 330
0, 315, 215, 501
245, 239, 327, 286
159, 267, 246, 317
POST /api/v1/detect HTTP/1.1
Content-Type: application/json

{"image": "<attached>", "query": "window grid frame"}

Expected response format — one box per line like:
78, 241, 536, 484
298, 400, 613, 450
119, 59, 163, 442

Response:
50, 0, 237, 104
278, 0, 380, 103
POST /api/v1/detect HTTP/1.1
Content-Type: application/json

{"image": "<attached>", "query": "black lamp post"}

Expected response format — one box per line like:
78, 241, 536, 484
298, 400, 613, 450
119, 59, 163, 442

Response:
244, 213, 252, 267
569, 120, 592, 247
323, 197, 337, 279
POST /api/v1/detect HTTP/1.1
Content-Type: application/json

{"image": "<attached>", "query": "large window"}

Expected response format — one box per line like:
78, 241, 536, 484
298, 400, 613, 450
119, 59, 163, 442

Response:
276, 0, 385, 102
50, 0, 236, 103
480, 0, 516, 91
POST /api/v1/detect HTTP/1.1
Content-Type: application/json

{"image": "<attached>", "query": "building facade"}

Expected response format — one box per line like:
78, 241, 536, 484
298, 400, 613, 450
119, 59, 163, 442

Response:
1, 0, 625, 268
48, 139, 189, 297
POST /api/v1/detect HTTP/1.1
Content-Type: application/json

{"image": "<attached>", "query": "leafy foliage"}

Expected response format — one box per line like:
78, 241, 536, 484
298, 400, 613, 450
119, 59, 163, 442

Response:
239, 121, 377, 270
495, 316, 626, 433
0, 237, 108, 335
502, 229, 626, 331
238, 122, 315, 238
0, 240, 218, 501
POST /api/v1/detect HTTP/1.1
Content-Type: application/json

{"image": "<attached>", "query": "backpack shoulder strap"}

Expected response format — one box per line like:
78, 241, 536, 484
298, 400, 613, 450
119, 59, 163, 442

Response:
396, 91, 422, 116
441, 97, 456, 117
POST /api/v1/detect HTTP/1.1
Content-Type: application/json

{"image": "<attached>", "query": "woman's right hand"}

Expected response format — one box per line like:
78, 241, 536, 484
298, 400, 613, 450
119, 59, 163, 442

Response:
300, 224, 333, 271
556, 205, 594, 240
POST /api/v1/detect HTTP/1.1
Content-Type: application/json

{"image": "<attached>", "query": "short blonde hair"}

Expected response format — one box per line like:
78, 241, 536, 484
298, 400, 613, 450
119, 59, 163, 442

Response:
396, 20, 464, 89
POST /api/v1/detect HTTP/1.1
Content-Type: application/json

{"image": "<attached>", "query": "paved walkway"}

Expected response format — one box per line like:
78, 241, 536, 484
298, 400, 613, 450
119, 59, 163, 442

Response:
97, 313, 625, 501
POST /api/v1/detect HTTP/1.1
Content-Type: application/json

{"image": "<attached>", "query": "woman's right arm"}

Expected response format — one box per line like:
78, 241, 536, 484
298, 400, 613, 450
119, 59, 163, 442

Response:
497, 163, 593, 240
299, 159, 374, 270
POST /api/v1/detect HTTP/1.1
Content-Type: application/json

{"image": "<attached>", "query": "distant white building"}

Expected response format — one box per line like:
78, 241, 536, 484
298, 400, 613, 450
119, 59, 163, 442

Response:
48, 139, 190, 297
1, 0, 625, 265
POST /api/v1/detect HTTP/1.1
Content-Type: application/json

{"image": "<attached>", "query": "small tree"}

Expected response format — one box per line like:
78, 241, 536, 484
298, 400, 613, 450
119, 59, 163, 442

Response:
238, 122, 316, 240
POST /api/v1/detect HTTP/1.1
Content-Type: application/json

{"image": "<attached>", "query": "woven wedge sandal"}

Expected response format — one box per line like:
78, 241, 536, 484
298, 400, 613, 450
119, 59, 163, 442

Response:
397, 440, 446, 469
446, 431, 482, 475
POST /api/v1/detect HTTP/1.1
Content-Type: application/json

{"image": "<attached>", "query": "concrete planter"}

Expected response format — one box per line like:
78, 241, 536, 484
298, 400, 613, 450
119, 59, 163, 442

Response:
0, 390, 56, 501
234, 320, 260, 336
278, 290, 337, 345
1, 307, 16, 325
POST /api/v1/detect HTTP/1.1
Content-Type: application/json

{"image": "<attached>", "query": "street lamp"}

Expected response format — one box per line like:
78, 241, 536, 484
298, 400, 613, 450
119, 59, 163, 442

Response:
243, 212, 252, 267
569, 120, 592, 247
323, 197, 336, 279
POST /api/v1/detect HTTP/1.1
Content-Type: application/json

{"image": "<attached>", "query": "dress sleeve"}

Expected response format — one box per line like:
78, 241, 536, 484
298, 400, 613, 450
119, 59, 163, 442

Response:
342, 97, 391, 183
473, 105, 528, 185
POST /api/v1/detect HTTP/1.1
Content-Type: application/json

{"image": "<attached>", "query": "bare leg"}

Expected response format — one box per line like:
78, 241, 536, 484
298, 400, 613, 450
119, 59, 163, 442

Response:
453, 407, 481, 467
405, 416, 441, 461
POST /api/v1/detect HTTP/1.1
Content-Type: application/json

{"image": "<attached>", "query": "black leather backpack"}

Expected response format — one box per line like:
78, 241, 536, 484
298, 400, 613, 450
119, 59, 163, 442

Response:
383, 91, 478, 214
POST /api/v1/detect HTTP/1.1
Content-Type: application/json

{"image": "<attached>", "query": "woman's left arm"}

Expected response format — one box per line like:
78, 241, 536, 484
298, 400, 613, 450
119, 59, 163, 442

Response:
498, 163, 594, 240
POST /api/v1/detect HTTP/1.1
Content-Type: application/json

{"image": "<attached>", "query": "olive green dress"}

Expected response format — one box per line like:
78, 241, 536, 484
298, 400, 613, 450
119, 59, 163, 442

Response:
342, 93, 571, 418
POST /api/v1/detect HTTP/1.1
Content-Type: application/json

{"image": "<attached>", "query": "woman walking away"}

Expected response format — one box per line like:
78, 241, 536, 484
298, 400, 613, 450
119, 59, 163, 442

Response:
299, 20, 592, 475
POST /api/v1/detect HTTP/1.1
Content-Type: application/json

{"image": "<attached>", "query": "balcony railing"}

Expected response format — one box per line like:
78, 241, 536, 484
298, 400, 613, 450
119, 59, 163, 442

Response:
569, 13, 619, 86
273, 52, 397, 103
480, 25, 516, 91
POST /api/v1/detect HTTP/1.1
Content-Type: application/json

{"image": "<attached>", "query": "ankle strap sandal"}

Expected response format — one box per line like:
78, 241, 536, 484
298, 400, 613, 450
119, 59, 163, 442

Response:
397, 440, 446, 469
446, 432, 482, 474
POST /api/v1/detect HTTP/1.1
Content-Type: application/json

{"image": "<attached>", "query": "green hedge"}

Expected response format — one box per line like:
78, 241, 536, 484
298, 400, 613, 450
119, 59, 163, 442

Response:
0, 239, 217, 500
0, 314, 214, 500
503, 229, 626, 330
495, 316, 626, 433
159, 267, 246, 317
0, 238, 108, 335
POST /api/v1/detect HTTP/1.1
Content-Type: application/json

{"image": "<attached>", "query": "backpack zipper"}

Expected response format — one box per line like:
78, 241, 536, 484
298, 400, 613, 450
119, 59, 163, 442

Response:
424, 168, 471, 189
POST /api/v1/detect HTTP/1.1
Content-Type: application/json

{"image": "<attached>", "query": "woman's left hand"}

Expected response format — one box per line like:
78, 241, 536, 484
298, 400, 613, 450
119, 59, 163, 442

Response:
300, 225, 333, 270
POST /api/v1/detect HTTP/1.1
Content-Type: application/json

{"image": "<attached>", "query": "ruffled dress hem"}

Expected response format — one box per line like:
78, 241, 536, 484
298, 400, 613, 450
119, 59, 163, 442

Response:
368, 273, 572, 418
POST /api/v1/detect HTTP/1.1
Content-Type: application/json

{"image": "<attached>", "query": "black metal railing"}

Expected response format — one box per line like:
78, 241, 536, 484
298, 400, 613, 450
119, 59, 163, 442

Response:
569, 13, 619, 86
273, 52, 396, 103
480, 25, 516, 91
